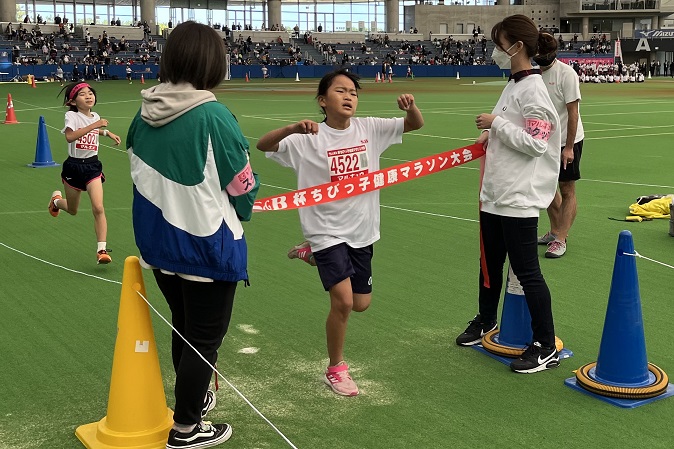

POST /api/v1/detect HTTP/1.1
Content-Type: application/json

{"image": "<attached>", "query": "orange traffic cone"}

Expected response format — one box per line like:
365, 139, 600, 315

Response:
75, 256, 174, 448
4, 94, 19, 124
141, 74, 145, 84
388, 74, 392, 83
31, 76, 36, 88
245, 73, 249, 82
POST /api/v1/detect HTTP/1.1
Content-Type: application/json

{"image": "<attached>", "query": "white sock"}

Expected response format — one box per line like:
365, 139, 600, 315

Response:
172, 422, 196, 433
97, 242, 106, 252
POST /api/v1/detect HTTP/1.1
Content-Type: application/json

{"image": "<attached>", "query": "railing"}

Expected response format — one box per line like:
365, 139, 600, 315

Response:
581, 0, 659, 11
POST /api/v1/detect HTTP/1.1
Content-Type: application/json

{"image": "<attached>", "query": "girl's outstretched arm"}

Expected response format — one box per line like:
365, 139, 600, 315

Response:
65, 118, 108, 143
398, 94, 424, 133
256, 120, 319, 152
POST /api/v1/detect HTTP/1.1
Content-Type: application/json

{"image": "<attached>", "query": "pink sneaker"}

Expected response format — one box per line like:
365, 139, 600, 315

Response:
288, 241, 316, 266
324, 362, 359, 396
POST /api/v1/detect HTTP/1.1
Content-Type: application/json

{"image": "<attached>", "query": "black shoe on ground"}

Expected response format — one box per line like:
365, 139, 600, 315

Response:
201, 390, 216, 419
166, 422, 232, 449
510, 342, 560, 374
455, 315, 497, 346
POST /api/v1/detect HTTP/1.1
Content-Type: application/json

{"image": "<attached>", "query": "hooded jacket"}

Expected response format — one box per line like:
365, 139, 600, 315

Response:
127, 82, 259, 281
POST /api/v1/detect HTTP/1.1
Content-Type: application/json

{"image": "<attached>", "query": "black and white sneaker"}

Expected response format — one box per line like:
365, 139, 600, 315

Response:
201, 390, 216, 419
510, 342, 560, 373
455, 315, 497, 346
166, 422, 232, 449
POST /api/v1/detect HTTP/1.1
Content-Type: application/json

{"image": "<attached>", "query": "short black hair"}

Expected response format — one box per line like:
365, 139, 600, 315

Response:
316, 69, 361, 116
160, 21, 227, 90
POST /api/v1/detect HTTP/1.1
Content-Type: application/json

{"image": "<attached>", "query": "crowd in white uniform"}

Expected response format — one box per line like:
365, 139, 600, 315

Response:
565, 61, 646, 83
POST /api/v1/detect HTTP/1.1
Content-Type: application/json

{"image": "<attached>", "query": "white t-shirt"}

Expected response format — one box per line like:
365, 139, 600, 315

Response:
540, 61, 584, 145
61, 111, 101, 159
268, 117, 404, 252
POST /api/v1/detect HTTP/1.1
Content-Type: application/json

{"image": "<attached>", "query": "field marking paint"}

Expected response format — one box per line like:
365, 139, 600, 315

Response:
13, 98, 140, 114
381, 205, 478, 222
584, 131, 674, 140
0, 241, 299, 449
237, 324, 261, 334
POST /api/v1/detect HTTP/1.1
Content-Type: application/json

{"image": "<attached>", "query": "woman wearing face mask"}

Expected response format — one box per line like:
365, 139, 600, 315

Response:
455, 14, 562, 374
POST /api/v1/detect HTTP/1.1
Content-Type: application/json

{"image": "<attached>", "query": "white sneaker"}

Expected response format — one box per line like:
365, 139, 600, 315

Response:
545, 240, 566, 258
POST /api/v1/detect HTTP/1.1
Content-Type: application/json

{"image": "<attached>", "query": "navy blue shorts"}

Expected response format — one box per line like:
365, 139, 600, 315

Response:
61, 156, 105, 191
558, 140, 583, 182
313, 243, 373, 293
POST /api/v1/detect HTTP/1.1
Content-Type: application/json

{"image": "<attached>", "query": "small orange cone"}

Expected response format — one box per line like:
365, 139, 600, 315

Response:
4, 94, 19, 124
31, 75, 36, 88
141, 74, 145, 84
388, 74, 392, 83
375, 73, 380, 83
245, 73, 249, 82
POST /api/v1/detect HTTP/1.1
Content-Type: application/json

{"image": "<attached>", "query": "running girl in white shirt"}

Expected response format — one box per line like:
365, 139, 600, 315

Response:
257, 69, 424, 396
48, 82, 121, 264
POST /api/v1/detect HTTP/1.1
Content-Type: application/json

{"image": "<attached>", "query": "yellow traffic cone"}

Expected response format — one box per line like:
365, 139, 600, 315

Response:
76, 256, 173, 449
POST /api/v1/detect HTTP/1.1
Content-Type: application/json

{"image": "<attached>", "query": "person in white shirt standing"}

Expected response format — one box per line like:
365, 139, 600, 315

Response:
533, 40, 585, 258
455, 15, 562, 374
257, 69, 424, 396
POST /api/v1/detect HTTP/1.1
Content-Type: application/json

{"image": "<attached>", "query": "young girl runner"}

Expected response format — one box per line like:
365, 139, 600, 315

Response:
48, 82, 121, 264
257, 69, 424, 396
127, 21, 259, 448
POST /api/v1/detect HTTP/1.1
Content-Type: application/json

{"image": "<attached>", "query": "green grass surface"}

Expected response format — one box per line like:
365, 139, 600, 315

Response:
1, 77, 674, 449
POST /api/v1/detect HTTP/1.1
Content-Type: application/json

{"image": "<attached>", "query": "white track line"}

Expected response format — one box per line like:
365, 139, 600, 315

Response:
0, 241, 299, 449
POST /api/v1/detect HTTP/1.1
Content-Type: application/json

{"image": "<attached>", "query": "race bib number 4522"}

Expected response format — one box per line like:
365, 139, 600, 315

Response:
327, 145, 369, 181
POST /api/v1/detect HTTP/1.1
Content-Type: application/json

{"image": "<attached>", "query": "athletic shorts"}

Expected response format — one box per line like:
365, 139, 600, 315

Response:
313, 243, 373, 294
61, 155, 105, 191
558, 140, 583, 182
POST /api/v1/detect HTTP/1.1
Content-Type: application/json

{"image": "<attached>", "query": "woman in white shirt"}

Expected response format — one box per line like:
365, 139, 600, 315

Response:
455, 14, 562, 374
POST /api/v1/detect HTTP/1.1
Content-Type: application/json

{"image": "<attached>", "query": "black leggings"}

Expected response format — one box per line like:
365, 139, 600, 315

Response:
478, 211, 555, 347
153, 270, 237, 425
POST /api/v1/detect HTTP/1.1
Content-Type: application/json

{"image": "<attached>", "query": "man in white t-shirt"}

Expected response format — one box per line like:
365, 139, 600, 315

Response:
533, 47, 585, 258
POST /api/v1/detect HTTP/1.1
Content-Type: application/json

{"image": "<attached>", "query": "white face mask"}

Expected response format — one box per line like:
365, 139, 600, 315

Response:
491, 42, 519, 70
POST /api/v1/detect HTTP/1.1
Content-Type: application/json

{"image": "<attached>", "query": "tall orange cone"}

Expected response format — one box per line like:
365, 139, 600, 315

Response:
3, 94, 19, 124
375, 72, 380, 83
31, 75, 37, 88
245, 73, 249, 82
140, 74, 145, 84
76, 256, 174, 448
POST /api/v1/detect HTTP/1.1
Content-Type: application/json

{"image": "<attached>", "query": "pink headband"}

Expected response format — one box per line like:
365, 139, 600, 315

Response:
69, 83, 92, 100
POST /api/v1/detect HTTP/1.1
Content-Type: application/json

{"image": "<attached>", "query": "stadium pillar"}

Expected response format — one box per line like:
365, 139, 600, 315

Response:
385, 0, 399, 34
140, 0, 157, 31
0, 0, 16, 23
582, 16, 589, 41
268, 0, 282, 31
652, 16, 659, 30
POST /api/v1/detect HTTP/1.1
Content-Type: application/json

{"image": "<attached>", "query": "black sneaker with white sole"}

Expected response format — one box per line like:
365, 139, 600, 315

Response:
166, 422, 232, 449
455, 315, 497, 346
510, 341, 560, 373
201, 390, 216, 419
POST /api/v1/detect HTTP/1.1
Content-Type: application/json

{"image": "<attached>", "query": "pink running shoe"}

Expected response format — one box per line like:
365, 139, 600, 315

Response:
288, 241, 316, 266
324, 361, 359, 396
